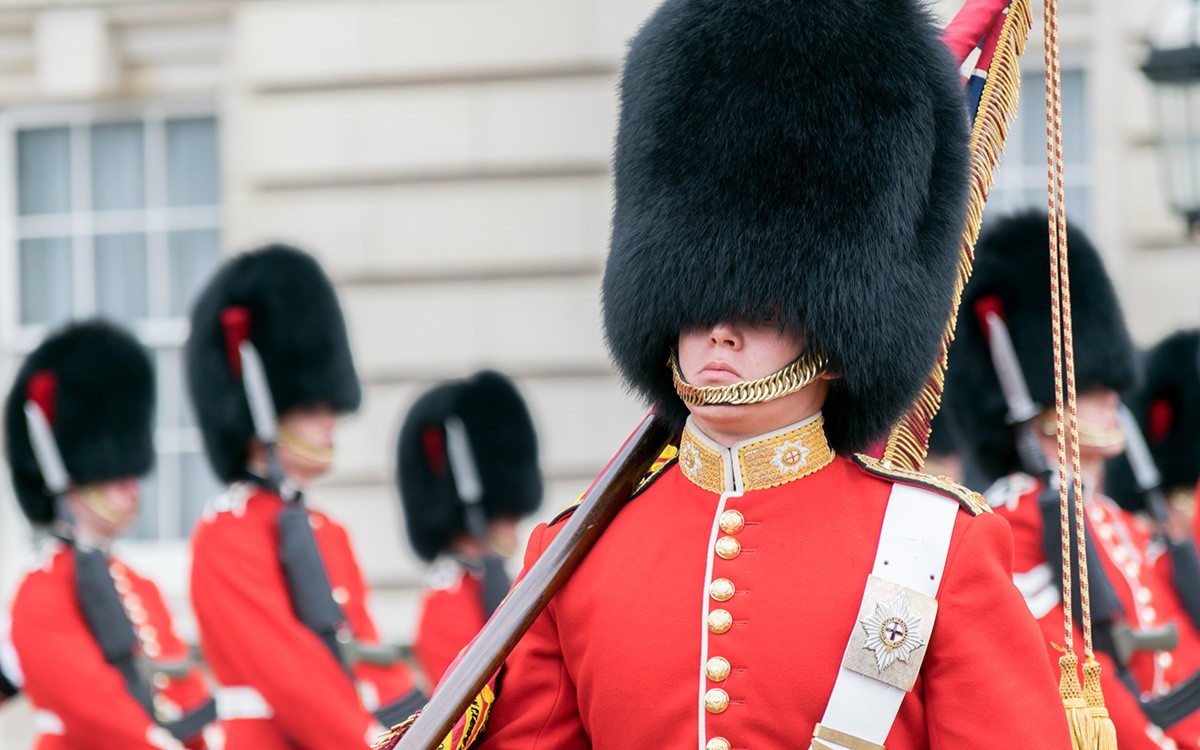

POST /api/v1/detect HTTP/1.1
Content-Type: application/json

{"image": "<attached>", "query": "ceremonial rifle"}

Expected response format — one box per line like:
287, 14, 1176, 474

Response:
388, 413, 673, 750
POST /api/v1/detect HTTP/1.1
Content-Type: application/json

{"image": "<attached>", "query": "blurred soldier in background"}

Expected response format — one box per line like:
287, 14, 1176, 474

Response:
185, 244, 422, 750
397, 370, 542, 686
1107, 329, 1200, 533
944, 213, 1200, 749
4, 321, 215, 750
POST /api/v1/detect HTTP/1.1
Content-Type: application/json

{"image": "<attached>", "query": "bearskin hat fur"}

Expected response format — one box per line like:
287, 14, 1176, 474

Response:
397, 370, 542, 562
4, 320, 155, 524
943, 212, 1136, 484
1107, 330, 1200, 510
600, 0, 970, 452
185, 244, 361, 482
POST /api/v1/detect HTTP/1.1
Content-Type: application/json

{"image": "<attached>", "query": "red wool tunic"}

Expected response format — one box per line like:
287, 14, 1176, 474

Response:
478, 418, 1070, 750
10, 542, 212, 750
190, 484, 418, 750
988, 473, 1200, 749
414, 559, 487, 687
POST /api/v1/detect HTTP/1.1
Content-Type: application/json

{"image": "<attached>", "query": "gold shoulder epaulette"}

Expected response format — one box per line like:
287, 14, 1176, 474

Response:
853, 454, 991, 516
547, 444, 680, 528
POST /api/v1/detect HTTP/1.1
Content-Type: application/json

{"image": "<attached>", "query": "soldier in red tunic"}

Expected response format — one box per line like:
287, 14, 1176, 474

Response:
4, 321, 215, 750
1106, 329, 1200, 540
396, 370, 542, 687
184, 245, 422, 749
457, 1, 1074, 748
943, 213, 1200, 749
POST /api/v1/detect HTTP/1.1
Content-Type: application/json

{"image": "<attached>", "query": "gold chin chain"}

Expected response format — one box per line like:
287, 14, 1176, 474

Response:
669, 348, 829, 407
1035, 410, 1124, 451
80, 486, 129, 524
277, 426, 336, 465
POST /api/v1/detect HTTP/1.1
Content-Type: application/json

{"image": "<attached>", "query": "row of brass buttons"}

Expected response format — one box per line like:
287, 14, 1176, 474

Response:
705, 507, 744, 749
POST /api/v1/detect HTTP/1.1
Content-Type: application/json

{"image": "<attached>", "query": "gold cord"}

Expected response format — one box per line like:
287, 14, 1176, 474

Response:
882, 0, 1033, 470
669, 348, 829, 407
1044, 0, 1117, 741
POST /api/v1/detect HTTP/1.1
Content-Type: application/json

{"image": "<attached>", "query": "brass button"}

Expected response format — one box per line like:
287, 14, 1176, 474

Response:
114, 577, 131, 594
128, 606, 148, 625
715, 536, 741, 560
706, 739, 731, 750
709, 578, 735, 602
143, 641, 161, 658
707, 609, 733, 634
706, 656, 731, 682
332, 586, 350, 605
153, 672, 170, 689
704, 688, 730, 714
719, 510, 745, 535
138, 625, 158, 642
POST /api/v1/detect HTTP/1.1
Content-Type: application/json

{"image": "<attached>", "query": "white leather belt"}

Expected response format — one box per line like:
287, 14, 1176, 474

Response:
216, 685, 274, 720
813, 483, 960, 750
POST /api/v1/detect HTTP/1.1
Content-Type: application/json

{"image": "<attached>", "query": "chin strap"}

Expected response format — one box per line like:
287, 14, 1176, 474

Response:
669, 347, 828, 407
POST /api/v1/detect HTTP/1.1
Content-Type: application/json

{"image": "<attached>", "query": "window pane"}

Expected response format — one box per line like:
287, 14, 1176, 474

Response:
19, 237, 73, 325
95, 233, 148, 322
17, 127, 71, 216
156, 347, 184, 431
168, 229, 220, 316
91, 122, 145, 211
1062, 71, 1088, 166
165, 117, 219, 207
180, 450, 221, 536
130, 468, 161, 541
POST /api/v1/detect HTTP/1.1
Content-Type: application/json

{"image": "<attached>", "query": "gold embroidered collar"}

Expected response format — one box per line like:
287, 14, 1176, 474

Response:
676, 414, 835, 494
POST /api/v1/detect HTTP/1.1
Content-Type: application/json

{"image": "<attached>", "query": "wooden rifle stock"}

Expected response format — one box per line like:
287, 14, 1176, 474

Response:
395, 413, 674, 750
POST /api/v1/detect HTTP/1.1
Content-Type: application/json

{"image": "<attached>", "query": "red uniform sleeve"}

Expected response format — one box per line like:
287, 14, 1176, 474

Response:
191, 513, 377, 748
414, 572, 486, 687
476, 523, 589, 749
940, 0, 1010, 64
10, 568, 165, 750
920, 511, 1073, 748
321, 521, 419, 703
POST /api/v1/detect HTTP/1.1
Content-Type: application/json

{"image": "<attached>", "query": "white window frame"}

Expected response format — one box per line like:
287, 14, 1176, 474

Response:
0, 100, 222, 551
988, 57, 1092, 225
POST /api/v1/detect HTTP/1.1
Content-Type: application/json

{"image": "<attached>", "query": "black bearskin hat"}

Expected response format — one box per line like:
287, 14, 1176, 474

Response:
397, 370, 542, 562
185, 244, 361, 482
1107, 330, 1200, 510
601, 0, 970, 452
4, 320, 155, 525
943, 212, 1136, 484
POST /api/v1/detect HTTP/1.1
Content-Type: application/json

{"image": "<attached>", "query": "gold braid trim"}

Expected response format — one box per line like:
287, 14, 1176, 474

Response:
883, 0, 1034, 471
670, 348, 829, 407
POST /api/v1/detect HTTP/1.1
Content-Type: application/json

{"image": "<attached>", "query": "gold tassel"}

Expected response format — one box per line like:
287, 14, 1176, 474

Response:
1082, 657, 1119, 750
1056, 649, 1094, 750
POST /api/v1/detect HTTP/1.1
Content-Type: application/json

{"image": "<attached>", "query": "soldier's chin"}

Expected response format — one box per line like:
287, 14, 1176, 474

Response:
280, 449, 335, 483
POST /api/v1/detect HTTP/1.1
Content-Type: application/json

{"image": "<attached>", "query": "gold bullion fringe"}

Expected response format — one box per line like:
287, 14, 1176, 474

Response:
882, 0, 1033, 471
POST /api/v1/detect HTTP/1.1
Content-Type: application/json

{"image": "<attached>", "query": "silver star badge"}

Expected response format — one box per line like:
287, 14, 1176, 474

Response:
860, 593, 925, 671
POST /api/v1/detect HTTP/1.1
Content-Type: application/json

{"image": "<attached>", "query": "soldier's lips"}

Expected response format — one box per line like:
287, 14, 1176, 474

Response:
697, 362, 741, 384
